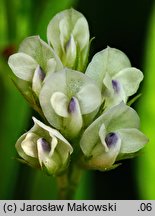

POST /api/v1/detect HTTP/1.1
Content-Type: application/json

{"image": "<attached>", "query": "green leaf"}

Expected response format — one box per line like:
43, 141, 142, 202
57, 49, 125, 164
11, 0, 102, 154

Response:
137, 5, 155, 199
0, 65, 30, 199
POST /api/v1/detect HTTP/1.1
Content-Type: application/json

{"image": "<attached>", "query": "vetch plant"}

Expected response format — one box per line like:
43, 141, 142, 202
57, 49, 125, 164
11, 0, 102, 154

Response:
8, 8, 148, 199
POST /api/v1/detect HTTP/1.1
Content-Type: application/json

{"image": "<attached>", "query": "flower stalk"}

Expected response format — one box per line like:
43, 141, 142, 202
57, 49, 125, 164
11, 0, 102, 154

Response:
56, 164, 82, 200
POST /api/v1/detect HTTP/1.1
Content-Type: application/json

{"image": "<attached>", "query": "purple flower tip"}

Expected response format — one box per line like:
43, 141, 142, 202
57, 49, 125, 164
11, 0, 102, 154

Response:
112, 80, 120, 93
39, 138, 51, 152
68, 97, 76, 113
65, 36, 72, 51
37, 66, 45, 81
105, 132, 118, 148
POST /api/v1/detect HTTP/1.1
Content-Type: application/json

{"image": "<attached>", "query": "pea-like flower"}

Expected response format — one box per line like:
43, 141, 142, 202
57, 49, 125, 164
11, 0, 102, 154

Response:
16, 117, 73, 175
85, 47, 143, 109
47, 8, 90, 71
39, 68, 102, 139
7, 8, 148, 197
80, 102, 148, 170
8, 36, 63, 96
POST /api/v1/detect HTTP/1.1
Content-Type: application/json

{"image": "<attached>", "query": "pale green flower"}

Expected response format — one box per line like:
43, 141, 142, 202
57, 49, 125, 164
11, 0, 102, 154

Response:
85, 47, 143, 109
47, 8, 90, 71
7, 7, 148, 183
8, 36, 63, 96
16, 117, 73, 175
80, 102, 148, 170
39, 68, 102, 139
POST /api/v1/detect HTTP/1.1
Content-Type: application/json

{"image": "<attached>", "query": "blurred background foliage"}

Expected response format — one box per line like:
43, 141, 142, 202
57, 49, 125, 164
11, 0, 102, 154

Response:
0, 0, 154, 199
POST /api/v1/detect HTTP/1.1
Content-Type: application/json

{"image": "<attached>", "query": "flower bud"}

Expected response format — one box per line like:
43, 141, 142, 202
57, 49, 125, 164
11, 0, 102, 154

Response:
80, 102, 148, 170
47, 8, 90, 71
15, 117, 73, 175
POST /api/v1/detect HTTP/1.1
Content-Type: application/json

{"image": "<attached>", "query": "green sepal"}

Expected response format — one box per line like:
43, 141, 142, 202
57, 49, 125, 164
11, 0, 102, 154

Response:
127, 93, 142, 106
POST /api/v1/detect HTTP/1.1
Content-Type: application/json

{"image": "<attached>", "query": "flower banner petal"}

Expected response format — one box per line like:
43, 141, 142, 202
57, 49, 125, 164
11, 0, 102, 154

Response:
100, 102, 140, 132
19, 35, 63, 72
86, 47, 131, 89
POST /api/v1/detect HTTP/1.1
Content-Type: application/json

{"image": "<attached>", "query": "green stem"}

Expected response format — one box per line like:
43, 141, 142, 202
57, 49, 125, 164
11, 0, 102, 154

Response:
56, 164, 82, 200
4, 0, 17, 42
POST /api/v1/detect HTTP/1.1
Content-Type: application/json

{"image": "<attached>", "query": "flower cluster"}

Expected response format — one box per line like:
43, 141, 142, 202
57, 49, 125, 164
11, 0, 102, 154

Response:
8, 9, 148, 175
